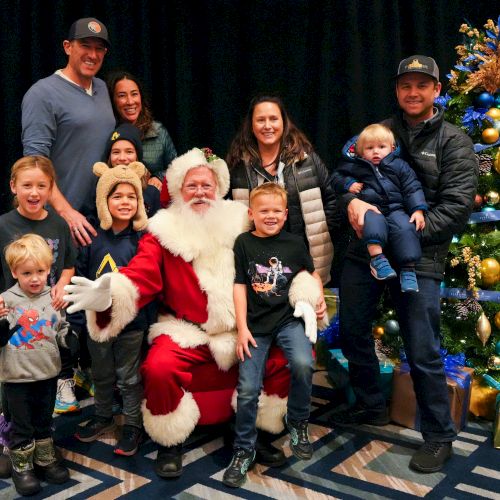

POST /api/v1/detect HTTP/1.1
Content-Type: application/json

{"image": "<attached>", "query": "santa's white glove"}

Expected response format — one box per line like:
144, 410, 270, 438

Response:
63, 274, 112, 314
293, 300, 317, 344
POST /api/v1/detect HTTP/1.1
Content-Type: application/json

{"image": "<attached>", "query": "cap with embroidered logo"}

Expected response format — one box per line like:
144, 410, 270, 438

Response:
396, 55, 439, 81
67, 17, 110, 47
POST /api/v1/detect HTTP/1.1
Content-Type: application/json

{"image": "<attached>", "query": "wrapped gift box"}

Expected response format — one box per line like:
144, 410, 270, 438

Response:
470, 374, 500, 421
328, 349, 394, 403
390, 364, 474, 432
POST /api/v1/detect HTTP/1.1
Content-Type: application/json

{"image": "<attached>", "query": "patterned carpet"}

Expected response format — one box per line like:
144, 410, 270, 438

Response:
0, 371, 497, 499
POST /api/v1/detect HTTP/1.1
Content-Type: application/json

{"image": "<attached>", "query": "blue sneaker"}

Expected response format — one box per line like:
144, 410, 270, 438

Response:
370, 255, 397, 280
400, 270, 419, 292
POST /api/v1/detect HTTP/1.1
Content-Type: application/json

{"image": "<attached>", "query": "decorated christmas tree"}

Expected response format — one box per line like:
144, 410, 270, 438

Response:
378, 16, 500, 382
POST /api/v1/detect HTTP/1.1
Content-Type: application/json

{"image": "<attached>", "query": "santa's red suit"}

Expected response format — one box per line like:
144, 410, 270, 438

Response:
84, 148, 321, 448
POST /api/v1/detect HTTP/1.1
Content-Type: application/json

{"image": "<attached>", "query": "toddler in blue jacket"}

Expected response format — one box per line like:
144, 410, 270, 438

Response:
332, 124, 428, 292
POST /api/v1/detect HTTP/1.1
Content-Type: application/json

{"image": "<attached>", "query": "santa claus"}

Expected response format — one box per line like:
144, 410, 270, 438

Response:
64, 148, 322, 478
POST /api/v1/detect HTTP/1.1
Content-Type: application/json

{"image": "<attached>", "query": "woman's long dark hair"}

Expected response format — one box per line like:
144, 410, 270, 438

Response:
107, 71, 154, 138
226, 94, 312, 169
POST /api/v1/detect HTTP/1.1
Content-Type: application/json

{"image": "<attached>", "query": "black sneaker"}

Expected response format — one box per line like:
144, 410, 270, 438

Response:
409, 441, 452, 473
222, 448, 256, 488
284, 415, 313, 460
329, 405, 390, 427
75, 416, 116, 442
114, 425, 143, 456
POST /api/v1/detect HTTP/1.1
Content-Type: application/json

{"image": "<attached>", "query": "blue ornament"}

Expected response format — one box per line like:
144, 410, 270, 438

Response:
476, 92, 495, 108
495, 94, 500, 108
496, 340, 500, 355
465, 358, 474, 368
384, 319, 400, 335
482, 206, 496, 212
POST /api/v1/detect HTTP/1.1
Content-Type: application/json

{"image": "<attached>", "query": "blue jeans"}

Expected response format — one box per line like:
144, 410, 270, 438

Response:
234, 319, 314, 451
340, 258, 456, 442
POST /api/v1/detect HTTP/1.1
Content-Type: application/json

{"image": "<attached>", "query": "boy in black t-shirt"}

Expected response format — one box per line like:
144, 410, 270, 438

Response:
223, 183, 325, 488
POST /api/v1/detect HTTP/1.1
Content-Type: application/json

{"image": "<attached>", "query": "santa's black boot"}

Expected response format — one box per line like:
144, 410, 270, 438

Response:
155, 443, 183, 478
255, 429, 286, 467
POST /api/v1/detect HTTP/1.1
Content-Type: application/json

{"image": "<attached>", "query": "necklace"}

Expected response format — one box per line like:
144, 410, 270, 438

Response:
261, 159, 276, 168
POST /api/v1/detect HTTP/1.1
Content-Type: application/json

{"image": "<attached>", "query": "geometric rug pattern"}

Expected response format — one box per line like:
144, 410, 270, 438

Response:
0, 371, 497, 499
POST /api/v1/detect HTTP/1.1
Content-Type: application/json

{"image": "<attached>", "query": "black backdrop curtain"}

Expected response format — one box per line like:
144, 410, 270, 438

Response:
0, 0, 496, 212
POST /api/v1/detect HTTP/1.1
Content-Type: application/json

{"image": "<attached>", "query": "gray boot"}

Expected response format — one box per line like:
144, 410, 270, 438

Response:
34, 437, 69, 484
9, 441, 41, 496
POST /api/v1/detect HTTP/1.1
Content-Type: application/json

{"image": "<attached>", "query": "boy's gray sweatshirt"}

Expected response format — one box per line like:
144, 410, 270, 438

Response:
0, 284, 66, 383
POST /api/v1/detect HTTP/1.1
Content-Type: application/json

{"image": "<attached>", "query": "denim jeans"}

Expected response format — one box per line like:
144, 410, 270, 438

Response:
340, 258, 456, 442
234, 319, 314, 451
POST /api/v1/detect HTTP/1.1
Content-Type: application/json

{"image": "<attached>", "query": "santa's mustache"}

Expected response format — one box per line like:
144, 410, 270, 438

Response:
187, 197, 216, 207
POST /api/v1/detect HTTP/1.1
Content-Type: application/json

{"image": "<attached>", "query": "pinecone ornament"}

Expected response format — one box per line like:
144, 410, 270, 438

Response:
476, 153, 493, 175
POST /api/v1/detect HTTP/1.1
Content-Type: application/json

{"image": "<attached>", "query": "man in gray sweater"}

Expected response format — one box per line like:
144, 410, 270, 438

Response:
21, 17, 115, 246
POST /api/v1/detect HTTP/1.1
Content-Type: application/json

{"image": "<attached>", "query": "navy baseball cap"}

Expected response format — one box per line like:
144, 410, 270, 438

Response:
67, 17, 110, 47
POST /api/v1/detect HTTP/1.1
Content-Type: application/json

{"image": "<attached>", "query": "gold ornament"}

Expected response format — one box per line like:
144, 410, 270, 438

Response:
373, 325, 385, 338
484, 191, 500, 205
476, 312, 492, 346
482, 127, 500, 144
486, 107, 500, 121
480, 257, 500, 286
495, 152, 500, 175
487, 355, 500, 370
494, 311, 500, 329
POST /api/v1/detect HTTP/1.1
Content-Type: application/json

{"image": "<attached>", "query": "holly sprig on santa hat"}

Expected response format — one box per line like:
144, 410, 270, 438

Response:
202, 147, 220, 163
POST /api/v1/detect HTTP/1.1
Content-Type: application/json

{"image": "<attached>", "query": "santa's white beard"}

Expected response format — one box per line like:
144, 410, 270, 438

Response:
170, 197, 228, 240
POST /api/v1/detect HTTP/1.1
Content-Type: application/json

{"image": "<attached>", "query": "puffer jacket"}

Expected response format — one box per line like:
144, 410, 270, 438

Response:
340, 106, 478, 279
230, 152, 335, 284
331, 136, 428, 215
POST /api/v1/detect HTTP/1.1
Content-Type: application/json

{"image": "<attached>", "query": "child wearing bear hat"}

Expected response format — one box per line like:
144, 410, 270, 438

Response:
72, 161, 149, 456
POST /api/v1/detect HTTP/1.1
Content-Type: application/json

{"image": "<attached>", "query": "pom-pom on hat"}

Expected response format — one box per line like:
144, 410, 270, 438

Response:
103, 123, 143, 162
93, 161, 148, 231
165, 147, 230, 203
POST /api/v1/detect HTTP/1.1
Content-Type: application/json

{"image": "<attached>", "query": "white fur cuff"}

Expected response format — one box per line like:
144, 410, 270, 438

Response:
86, 272, 138, 343
142, 391, 201, 446
256, 392, 288, 434
288, 271, 321, 309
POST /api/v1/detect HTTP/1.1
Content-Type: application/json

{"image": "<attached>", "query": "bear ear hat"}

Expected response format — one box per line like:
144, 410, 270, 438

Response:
128, 161, 146, 179
93, 161, 148, 232
93, 162, 109, 177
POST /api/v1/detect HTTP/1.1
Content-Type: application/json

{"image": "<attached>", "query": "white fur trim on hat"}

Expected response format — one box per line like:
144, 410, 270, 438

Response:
93, 161, 148, 231
165, 148, 230, 202
142, 392, 200, 446
86, 272, 139, 342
